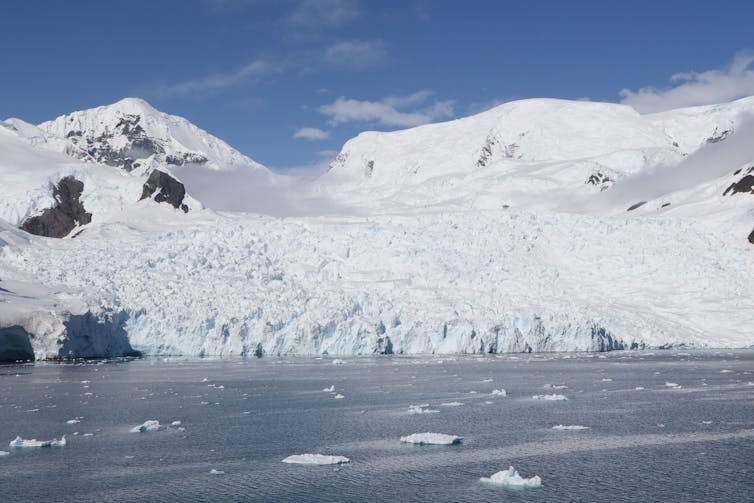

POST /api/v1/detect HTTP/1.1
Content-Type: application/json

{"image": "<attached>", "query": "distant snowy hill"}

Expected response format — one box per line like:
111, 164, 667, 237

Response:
1, 96, 753, 360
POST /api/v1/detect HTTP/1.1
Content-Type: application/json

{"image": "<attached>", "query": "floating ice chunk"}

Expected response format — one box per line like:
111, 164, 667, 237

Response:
333, 394, 345, 399
408, 404, 439, 414
484, 401, 493, 405
210, 469, 225, 475
665, 382, 681, 388
282, 454, 351, 465
701, 421, 713, 425
552, 425, 589, 430
400, 433, 461, 445
130, 420, 162, 433
544, 384, 568, 389
441, 402, 464, 407
719, 370, 733, 373
82, 433, 94, 437
201, 378, 209, 382
9, 435, 66, 448
491, 389, 507, 397
480, 466, 542, 488
332, 359, 345, 365
532, 394, 567, 401
170, 421, 182, 427
601, 378, 613, 382
634, 387, 645, 390
66, 419, 80, 424
0, 451, 9, 456
323, 385, 335, 392
481, 378, 494, 383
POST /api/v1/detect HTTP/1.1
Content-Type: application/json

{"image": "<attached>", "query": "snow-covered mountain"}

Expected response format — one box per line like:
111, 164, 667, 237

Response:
37, 97, 266, 175
1, 96, 753, 360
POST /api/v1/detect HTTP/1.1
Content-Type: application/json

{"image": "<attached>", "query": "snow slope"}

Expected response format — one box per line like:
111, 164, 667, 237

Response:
1, 95, 753, 359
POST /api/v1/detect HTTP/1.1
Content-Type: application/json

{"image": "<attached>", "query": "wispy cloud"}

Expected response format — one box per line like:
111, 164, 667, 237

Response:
319, 91, 454, 127
323, 40, 387, 68
159, 60, 281, 96
620, 51, 754, 113
288, 0, 360, 28
294, 127, 330, 140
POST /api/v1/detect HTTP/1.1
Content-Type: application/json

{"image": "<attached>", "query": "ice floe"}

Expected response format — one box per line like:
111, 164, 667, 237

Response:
66, 419, 80, 424
441, 402, 464, 407
400, 433, 461, 445
332, 359, 345, 365
323, 385, 335, 392
0, 451, 9, 457
480, 466, 542, 488
544, 384, 568, 389
9, 435, 66, 448
491, 388, 507, 397
333, 393, 345, 399
665, 382, 681, 388
532, 394, 567, 401
552, 425, 589, 430
408, 404, 439, 414
210, 469, 225, 475
282, 454, 351, 465
130, 420, 163, 433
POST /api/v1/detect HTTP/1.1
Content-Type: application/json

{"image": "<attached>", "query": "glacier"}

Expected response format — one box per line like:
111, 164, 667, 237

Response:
1, 96, 753, 359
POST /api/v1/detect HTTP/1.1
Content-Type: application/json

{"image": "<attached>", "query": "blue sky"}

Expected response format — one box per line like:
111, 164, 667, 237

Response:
3, 0, 754, 171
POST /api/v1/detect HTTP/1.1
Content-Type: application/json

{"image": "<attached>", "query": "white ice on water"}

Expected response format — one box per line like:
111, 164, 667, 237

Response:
532, 394, 567, 401
130, 420, 162, 433
322, 385, 335, 392
282, 454, 351, 465
0, 451, 9, 456
400, 433, 462, 445
9, 435, 66, 448
480, 466, 542, 488
441, 402, 464, 407
491, 388, 507, 397
552, 425, 589, 430
408, 404, 439, 414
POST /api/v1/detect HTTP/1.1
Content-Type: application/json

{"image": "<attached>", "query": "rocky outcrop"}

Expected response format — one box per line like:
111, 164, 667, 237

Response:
723, 172, 754, 196
748, 228, 754, 245
20, 176, 92, 238
627, 201, 646, 211
140, 169, 189, 212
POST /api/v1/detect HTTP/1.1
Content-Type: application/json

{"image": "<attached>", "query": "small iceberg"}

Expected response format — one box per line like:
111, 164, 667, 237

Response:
209, 469, 225, 475
282, 454, 351, 465
441, 402, 464, 407
0, 451, 9, 457
9, 435, 66, 448
408, 404, 439, 414
532, 394, 567, 401
491, 388, 507, 397
552, 425, 589, 430
544, 383, 568, 389
400, 433, 461, 445
333, 394, 345, 399
322, 385, 335, 392
665, 382, 681, 388
480, 466, 542, 488
130, 420, 163, 433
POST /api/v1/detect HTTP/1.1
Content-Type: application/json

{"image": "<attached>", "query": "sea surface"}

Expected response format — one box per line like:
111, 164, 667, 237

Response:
1, 350, 753, 502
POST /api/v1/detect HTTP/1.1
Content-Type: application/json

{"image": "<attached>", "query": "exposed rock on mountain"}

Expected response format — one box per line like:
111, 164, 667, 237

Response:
20, 176, 92, 238
140, 170, 189, 212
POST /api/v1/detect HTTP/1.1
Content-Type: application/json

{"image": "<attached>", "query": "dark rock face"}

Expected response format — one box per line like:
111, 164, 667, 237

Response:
21, 176, 92, 238
0, 325, 35, 362
140, 170, 189, 213
748, 228, 754, 245
706, 127, 732, 144
166, 152, 208, 166
723, 174, 754, 196
627, 201, 646, 211
586, 171, 613, 191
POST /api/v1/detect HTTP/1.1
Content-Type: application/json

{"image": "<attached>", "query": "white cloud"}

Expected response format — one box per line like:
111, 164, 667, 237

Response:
323, 40, 387, 68
161, 60, 280, 96
319, 92, 454, 127
294, 127, 330, 140
289, 0, 360, 28
620, 52, 754, 113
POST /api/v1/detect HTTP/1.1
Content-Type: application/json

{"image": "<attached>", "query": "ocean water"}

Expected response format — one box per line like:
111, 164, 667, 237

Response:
1, 350, 753, 502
